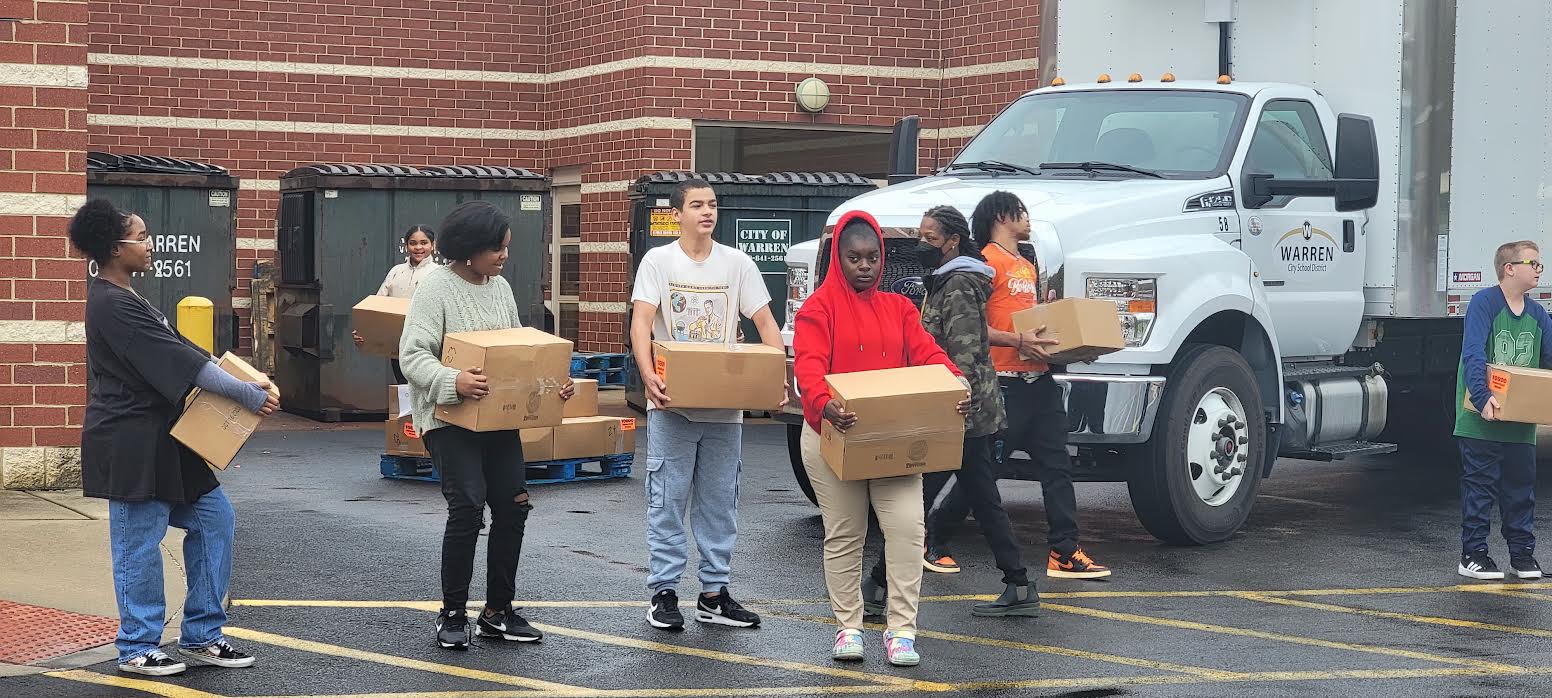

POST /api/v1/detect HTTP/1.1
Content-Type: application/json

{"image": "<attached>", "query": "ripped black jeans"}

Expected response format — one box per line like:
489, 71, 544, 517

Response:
423, 425, 531, 613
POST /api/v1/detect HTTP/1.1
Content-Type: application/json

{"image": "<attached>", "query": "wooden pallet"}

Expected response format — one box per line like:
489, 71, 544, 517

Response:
379, 453, 632, 485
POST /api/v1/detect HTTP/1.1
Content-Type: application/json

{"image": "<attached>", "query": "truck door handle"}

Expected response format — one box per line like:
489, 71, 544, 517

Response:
1343, 220, 1355, 253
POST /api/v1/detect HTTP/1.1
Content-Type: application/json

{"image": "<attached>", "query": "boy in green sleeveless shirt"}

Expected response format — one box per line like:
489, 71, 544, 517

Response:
1455, 240, 1552, 580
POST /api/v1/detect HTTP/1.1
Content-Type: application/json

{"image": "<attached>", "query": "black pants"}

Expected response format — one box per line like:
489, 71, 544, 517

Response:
872, 435, 1028, 586
423, 425, 530, 612
934, 375, 1081, 555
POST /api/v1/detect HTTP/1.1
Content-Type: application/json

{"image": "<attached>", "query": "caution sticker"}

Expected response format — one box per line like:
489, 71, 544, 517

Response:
1489, 369, 1510, 393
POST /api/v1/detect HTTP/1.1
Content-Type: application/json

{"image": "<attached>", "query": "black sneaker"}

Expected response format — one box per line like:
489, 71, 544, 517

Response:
477, 607, 543, 642
971, 583, 1041, 617
695, 587, 761, 628
648, 589, 684, 630
436, 609, 471, 649
178, 639, 255, 668
118, 649, 186, 676
1510, 555, 1543, 580
861, 575, 887, 619
1459, 551, 1506, 580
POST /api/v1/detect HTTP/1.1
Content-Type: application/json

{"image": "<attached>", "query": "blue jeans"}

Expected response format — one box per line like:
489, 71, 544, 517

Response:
644, 409, 742, 594
1459, 437, 1537, 557
109, 486, 236, 663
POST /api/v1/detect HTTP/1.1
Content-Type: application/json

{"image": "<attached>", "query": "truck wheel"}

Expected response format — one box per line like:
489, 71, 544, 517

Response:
787, 423, 818, 506
1128, 344, 1267, 545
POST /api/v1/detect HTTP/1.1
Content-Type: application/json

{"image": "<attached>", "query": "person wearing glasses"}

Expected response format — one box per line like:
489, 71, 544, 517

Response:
72, 199, 279, 676
1455, 241, 1551, 582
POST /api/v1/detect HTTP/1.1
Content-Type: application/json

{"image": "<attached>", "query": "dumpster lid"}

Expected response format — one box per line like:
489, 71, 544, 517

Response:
634, 170, 874, 188
86, 152, 238, 188
281, 163, 550, 192
760, 172, 874, 186
636, 171, 765, 186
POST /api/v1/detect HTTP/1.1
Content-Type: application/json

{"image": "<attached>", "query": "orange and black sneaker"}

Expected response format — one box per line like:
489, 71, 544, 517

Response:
1047, 548, 1111, 580
923, 546, 961, 574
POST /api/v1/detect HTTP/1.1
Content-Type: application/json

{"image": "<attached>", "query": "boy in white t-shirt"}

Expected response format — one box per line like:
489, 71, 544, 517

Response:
630, 178, 784, 631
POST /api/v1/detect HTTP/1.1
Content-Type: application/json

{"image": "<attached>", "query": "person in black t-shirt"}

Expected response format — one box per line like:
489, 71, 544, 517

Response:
73, 199, 278, 677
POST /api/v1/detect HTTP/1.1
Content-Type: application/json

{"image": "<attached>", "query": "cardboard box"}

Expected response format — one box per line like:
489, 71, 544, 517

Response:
652, 341, 786, 410
520, 427, 554, 462
385, 417, 429, 457
564, 378, 599, 418
353, 295, 412, 357
818, 365, 967, 480
1010, 298, 1126, 364
1463, 364, 1552, 424
552, 416, 637, 460
436, 328, 573, 431
171, 352, 278, 470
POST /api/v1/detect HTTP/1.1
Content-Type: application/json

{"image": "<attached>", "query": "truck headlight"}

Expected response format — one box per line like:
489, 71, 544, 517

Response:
783, 263, 811, 332
1086, 277, 1156, 347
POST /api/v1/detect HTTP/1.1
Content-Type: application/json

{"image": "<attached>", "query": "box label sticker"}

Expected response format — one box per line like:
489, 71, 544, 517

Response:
1489, 370, 1510, 393
403, 422, 418, 439
654, 356, 667, 380
620, 418, 636, 431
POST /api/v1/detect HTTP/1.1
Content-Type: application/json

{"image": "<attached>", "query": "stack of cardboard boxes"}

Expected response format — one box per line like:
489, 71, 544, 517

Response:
383, 327, 638, 464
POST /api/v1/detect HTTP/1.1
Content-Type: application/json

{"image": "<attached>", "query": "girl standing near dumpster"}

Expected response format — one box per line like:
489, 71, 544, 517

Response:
354, 224, 437, 382
398, 201, 574, 651
72, 198, 279, 677
792, 210, 972, 667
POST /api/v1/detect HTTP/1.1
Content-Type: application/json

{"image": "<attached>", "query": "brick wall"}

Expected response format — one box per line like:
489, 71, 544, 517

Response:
0, 0, 89, 488
5, 0, 1043, 487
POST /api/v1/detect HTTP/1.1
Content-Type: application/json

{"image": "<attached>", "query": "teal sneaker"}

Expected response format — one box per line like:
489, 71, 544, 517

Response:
831, 629, 865, 662
884, 630, 919, 667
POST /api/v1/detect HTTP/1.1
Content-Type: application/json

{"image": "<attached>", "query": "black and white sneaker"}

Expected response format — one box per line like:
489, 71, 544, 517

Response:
118, 649, 186, 676
1511, 555, 1543, 580
178, 639, 255, 668
1459, 551, 1506, 580
477, 607, 543, 642
436, 609, 471, 649
648, 589, 685, 630
695, 587, 760, 628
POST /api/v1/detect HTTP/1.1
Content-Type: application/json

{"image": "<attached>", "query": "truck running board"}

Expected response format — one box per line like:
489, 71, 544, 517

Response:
1282, 440, 1398, 462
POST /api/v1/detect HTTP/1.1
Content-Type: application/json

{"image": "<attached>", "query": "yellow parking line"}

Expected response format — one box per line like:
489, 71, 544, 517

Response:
230, 581, 1552, 612
44, 670, 231, 698
530, 621, 953, 692
1462, 587, 1552, 602
241, 688, 904, 698
1238, 593, 1552, 639
961, 665, 1552, 692
760, 609, 1237, 678
223, 626, 583, 692
1041, 603, 1526, 672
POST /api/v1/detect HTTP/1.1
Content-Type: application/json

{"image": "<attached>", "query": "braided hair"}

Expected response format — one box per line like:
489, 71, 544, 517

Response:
923, 205, 983, 261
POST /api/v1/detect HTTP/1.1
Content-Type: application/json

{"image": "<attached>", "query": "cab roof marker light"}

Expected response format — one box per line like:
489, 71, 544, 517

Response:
1097, 73, 1112, 83
1127, 73, 1143, 83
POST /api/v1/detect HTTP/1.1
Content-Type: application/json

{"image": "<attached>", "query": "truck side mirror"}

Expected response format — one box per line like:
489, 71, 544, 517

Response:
1331, 113, 1379, 212
1243, 113, 1379, 212
888, 115, 923, 185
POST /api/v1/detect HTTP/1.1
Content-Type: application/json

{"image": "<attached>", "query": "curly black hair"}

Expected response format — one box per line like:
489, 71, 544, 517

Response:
68, 199, 133, 265
435, 201, 510, 262
923, 204, 984, 261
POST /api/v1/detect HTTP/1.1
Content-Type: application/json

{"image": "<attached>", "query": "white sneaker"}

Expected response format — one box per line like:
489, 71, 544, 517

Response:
119, 650, 186, 676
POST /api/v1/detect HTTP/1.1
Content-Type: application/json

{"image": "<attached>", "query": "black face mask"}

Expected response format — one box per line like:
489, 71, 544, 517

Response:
915, 240, 947, 269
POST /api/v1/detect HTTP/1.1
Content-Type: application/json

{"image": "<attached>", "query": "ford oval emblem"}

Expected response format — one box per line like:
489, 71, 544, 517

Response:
891, 276, 927, 302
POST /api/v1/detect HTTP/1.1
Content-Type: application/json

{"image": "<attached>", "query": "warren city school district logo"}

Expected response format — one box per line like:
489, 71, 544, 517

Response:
891, 276, 927, 304
1276, 221, 1339, 273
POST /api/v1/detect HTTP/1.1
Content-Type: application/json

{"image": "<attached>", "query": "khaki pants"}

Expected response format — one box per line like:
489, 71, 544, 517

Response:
800, 423, 925, 632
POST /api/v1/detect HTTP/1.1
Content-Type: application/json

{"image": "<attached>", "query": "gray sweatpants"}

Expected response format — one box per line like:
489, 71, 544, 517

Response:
644, 409, 743, 594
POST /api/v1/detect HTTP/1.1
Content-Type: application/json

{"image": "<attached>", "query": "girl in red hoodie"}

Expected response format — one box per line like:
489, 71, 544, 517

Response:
793, 211, 969, 667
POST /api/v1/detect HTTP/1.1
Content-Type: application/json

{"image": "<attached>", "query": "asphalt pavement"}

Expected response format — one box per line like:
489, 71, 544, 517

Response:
6, 418, 1552, 697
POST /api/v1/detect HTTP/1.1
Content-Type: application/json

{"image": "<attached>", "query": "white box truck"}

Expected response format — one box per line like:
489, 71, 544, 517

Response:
774, 0, 1552, 543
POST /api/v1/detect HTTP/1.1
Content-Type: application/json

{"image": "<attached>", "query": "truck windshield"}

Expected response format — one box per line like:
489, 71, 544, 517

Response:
953, 89, 1249, 180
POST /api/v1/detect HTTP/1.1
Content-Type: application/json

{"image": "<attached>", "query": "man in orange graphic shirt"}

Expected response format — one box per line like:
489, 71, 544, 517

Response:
923, 191, 1112, 580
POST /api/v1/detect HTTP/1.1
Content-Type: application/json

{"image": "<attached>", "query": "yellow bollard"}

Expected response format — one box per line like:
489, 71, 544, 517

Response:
177, 296, 215, 354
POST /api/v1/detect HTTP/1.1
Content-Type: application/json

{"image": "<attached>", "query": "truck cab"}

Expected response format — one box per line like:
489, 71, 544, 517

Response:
776, 77, 1383, 544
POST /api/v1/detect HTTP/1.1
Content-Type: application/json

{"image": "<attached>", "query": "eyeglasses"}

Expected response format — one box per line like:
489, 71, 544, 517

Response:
117, 239, 149, 246
1507, 259, 1545, 273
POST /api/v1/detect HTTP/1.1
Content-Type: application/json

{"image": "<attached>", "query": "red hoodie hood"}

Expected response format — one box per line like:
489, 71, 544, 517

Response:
790, 210, 960, 431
